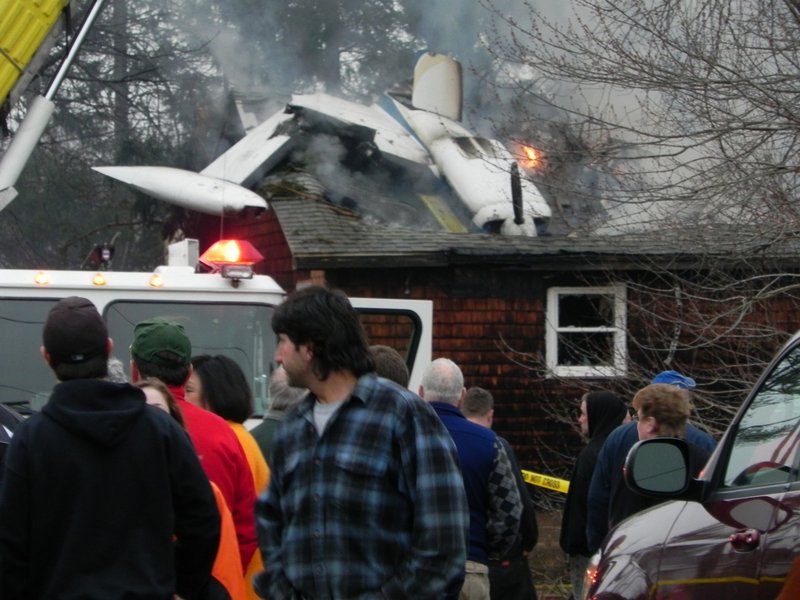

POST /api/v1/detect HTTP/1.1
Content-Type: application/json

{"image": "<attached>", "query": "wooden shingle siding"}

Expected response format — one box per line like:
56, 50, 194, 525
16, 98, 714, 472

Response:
188, 202, 800, 481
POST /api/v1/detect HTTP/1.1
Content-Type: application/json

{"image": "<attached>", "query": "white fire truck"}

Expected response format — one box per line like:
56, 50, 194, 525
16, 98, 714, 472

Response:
0, 238, 432, 417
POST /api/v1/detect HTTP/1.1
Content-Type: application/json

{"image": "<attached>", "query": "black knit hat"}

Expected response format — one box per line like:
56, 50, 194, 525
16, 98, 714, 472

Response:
43, 297, 108, 364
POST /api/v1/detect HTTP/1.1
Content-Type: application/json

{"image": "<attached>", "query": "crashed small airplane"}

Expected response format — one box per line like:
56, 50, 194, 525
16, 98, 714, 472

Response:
95, 52, 551, 237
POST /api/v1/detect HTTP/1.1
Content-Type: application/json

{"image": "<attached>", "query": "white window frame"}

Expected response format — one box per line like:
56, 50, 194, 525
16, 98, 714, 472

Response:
545, 285, 627, 378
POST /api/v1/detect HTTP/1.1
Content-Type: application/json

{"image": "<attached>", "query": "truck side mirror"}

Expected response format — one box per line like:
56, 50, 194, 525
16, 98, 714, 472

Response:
625, 438, 690, 496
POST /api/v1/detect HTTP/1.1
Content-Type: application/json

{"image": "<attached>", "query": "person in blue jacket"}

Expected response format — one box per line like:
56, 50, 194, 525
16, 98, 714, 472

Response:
585, 370, 716, 552
463, 386, 539, 600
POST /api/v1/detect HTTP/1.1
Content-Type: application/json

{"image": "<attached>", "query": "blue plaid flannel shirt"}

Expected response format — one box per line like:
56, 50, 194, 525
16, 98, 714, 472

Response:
255, 373, 469, 600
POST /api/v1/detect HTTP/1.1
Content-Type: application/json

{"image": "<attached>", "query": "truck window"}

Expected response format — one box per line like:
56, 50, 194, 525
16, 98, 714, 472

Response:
0, 298, 60, 414
358, 309, 423, 377
105, 301, 277, 415
0, 299, 426, 417
723, 345, 800, 488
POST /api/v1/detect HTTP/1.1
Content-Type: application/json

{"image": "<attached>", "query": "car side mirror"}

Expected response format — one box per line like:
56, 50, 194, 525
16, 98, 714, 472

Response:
625, 438, 690, 496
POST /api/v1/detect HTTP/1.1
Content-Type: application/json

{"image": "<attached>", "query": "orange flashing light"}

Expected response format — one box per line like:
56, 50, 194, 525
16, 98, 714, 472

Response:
149, 273, 164, 288
34, 271, 50, 285
92, 273, 107, 286
200, 239, 264, 268
200, 239, 263, 288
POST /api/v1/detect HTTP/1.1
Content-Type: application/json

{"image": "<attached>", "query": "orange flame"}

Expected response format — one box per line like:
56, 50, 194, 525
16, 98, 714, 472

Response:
518, 144, 544, 171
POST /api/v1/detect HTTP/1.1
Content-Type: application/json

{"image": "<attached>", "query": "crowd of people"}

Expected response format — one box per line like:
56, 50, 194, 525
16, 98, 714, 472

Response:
558, 372, 715, 599
0, 286, 716, 599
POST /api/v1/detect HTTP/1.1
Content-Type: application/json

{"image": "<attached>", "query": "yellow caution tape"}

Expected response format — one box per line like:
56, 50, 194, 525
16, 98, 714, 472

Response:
521, 469, 570, 494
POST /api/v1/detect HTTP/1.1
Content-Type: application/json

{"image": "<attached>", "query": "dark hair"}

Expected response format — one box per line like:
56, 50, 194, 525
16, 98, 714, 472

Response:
191, 354, 253, 423
132, 353, 191, 387
136, 377, 185, 428
51, 353, 108, 382
272, 285, 374, 380
370, 345, 409, 387
462, 386, 494, 418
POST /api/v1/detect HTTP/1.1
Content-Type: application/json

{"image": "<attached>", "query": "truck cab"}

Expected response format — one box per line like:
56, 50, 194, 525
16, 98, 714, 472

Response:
0, 239, 432, 417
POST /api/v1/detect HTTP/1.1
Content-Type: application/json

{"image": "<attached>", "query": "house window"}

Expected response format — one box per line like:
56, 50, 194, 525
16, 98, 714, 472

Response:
546, 285, 627, 377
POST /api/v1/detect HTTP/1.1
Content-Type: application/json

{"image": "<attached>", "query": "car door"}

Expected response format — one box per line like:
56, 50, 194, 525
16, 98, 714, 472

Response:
652, 499, 768, 599
589, 337, 800, 600
701, 342, 800, 600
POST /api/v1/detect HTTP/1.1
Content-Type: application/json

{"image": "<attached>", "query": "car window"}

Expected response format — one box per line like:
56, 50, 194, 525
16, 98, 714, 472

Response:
723, 344, 800, 488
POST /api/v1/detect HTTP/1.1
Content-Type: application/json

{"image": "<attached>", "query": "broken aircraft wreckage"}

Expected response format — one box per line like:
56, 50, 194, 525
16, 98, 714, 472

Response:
95, 52, 551, 237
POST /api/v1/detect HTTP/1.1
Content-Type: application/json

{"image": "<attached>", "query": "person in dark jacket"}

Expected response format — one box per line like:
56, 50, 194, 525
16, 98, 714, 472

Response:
250, 365, 306, 467
463, 386, 539, 600
0, 297, 220, 600
559, 391, 629, 600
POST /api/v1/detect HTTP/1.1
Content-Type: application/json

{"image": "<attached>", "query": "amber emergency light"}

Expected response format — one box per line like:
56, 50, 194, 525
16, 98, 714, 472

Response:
199, 239, 264, 287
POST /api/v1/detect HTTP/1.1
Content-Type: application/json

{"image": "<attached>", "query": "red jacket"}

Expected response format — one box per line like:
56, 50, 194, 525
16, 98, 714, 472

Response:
170, 386, 258, 571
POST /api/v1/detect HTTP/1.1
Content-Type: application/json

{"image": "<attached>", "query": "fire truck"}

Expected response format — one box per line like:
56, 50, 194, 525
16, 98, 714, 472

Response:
0, 238, 433, 417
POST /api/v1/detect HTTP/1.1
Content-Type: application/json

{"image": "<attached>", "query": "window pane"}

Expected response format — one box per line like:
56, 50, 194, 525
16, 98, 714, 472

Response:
473, 137, 504, 158
106, 301, 276, 415
358, 308, 425, 373
557, 331, 615, 366
0, 298, 59, 414
559, 294, 615, 328
0, 298, 278, 416
723, 345, 800, 487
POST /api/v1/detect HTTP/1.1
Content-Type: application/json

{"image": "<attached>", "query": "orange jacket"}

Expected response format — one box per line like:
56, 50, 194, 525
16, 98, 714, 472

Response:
209, 483, 247, 599
229, 422, 270, 600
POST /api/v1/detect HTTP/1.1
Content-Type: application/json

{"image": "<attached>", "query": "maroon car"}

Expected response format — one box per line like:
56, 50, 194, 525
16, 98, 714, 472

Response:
585, 332, 800, 599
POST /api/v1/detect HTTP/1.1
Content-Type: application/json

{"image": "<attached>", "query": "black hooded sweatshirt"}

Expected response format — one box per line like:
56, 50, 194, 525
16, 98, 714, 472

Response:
560, 391, 628, 557
0, 379, 220, 599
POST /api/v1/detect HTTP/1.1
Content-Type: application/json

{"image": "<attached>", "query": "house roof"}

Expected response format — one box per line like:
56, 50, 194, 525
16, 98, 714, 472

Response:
271, 196, 800, 271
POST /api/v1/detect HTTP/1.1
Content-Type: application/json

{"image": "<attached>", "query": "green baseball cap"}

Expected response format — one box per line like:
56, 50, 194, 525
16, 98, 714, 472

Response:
131, 317, 191, 366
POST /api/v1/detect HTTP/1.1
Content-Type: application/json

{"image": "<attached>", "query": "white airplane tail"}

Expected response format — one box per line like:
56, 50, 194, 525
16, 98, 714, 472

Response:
411, 53, 462, 122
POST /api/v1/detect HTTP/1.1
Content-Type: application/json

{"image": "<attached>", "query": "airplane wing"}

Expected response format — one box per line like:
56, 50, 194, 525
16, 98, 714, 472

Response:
200, 110, 295, 187
287, 93, 432, 168
200, 92, 432, 184
92, 166, 267, 216
92, 94, 438, 220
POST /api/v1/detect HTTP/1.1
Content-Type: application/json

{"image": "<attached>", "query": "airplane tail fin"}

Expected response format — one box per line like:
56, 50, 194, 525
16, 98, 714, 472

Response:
411, 53, 462, 122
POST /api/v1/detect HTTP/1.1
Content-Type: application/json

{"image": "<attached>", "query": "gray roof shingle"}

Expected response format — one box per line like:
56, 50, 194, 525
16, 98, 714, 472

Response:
271, 197, 800, 271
